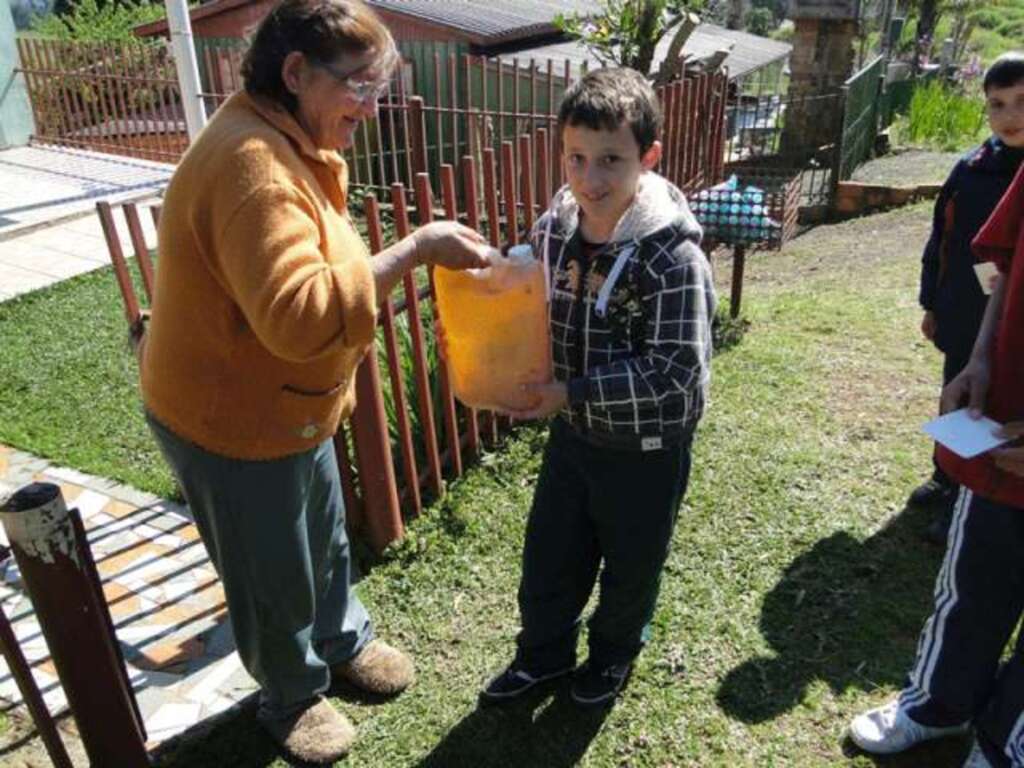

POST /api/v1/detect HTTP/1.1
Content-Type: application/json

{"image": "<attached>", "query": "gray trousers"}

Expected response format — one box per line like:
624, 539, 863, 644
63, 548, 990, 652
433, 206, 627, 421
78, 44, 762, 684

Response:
146, 413, 373, 718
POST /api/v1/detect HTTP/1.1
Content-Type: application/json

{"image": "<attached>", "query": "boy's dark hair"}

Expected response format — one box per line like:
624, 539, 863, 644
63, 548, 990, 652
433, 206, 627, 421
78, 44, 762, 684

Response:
983, 52, 1024, 93
558, 67, 662, 154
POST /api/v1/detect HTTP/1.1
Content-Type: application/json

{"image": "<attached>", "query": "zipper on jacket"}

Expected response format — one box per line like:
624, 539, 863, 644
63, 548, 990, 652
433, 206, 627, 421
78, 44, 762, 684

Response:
571, 239, 594, 427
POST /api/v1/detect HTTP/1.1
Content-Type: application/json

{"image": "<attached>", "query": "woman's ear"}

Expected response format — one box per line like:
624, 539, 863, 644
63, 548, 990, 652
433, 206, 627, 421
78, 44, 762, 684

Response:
641, 140, 662, 171
281, 51, 307, 96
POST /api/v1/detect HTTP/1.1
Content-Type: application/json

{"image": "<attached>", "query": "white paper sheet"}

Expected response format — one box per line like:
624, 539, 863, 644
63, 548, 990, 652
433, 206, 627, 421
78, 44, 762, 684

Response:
974, 261, 999, 295
923, 408, 1010, 459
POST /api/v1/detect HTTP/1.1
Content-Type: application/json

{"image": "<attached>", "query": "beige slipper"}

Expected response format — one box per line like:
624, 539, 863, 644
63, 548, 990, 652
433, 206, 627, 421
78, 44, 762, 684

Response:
332, 639, 415, 696
260, 696, 355, 764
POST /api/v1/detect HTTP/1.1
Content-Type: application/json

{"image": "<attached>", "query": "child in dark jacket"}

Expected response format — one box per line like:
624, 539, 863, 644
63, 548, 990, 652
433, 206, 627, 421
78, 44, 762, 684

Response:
479, 67, 716, 707
911, 54, 1024, 542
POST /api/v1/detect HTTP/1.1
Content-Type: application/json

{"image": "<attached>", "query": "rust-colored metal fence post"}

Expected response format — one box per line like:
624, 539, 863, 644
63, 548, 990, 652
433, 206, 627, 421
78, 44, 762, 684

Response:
408, 96, 428, 179
730, 244, 747, 319
0, 483, 149, 768
348, 353, 404, 552
0, 594, 74, 768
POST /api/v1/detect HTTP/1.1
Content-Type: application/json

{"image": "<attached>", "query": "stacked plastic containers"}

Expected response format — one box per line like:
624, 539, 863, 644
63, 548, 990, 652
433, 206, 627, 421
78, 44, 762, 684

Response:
690, 175, 783, 245
434, 244, 553, 411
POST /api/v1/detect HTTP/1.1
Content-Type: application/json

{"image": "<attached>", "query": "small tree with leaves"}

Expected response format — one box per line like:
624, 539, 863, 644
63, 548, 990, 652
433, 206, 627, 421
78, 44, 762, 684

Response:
555, 0, 708, 83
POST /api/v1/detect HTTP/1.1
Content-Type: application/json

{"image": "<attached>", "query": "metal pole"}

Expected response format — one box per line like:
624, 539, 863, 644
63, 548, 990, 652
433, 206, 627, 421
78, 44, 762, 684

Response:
0, 483, 150, 768
349, 354, 404, 552
0, 597, 73, 768
730, 244, 747, 319
165, 0, 207, 141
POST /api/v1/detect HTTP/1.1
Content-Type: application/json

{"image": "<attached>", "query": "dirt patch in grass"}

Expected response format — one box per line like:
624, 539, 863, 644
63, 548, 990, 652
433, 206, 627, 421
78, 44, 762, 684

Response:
851, 149, 960, 187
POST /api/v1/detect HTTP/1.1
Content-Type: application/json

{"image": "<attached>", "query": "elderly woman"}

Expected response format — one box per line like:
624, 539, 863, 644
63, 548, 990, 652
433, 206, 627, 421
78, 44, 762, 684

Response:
139, 0, 493, 762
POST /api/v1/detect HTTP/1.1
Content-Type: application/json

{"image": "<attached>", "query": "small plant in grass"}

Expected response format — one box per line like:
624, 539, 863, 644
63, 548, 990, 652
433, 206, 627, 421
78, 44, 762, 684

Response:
892, 80, 987, 151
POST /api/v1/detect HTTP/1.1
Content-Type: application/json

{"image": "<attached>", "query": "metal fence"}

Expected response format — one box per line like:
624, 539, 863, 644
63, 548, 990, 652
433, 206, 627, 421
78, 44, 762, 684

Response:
16, 37, 186, 163
840, 55, 887, 180
723, 90, 845, 209
17, 38, 727, 209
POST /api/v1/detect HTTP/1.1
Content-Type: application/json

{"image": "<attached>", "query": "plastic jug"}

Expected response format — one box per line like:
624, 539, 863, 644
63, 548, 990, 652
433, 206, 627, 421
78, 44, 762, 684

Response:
434, 244, 553, 411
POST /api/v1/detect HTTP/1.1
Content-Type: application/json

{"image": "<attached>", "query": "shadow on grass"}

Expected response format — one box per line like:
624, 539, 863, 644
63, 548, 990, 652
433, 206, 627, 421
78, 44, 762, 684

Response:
717, 503, 950, 724
149, 696, 287, 768
414, 682, 610, 768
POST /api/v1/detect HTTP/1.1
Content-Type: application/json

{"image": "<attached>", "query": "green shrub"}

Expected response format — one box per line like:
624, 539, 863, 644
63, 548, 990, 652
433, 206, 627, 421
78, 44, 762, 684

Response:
894, 81, 987, 152
995, 17, 1024, 37
30, 0, 165, 42
969, 7, 1004, 29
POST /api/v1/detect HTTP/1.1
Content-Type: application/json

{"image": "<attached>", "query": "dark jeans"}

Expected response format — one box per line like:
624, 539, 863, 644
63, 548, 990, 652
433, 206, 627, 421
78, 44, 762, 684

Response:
515, 417, 694, 671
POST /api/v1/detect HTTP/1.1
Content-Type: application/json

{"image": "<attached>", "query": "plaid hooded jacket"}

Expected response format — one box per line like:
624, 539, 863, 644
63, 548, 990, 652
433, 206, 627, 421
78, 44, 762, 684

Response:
531, 172, 717, 449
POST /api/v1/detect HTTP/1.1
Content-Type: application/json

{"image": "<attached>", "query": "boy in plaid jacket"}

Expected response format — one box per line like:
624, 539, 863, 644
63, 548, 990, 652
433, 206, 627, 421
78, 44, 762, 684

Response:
480, 67, 717, 707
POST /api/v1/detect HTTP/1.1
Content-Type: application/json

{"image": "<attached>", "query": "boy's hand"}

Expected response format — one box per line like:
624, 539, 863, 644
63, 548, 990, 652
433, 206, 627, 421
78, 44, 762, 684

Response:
941, 358, 990, 417
993, 422, 1024, 478
502, 381, 568, 420
921, 310, 936, 341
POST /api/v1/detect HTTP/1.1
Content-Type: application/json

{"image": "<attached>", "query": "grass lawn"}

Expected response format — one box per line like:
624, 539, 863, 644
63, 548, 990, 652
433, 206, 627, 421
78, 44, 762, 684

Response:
1, 203, 974, 766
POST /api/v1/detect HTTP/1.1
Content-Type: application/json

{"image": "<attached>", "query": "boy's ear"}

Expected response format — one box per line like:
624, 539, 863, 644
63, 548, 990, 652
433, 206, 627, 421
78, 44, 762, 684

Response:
641, 141, 662, 171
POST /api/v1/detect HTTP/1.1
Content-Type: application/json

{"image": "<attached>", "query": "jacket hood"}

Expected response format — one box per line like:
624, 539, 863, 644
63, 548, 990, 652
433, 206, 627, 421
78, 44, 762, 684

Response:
968, 136, 1024, 173
547, 172, 703, 246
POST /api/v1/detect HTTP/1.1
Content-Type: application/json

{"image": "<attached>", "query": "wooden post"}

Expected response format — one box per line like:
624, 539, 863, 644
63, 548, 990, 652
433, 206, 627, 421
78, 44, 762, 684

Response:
0, 484, 149, 768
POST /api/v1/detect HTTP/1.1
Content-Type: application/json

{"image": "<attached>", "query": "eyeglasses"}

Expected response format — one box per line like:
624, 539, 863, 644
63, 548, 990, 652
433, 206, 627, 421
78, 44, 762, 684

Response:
313, 60, 390, 102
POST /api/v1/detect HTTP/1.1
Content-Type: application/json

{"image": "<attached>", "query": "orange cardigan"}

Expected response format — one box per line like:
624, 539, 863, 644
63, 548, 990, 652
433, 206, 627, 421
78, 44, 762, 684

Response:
141, 91, 378, 460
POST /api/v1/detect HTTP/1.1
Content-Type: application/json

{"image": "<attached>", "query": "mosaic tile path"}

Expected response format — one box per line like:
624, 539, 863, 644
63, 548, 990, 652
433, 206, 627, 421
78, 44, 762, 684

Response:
0, 144, 171, 239
0, 444, 258, 750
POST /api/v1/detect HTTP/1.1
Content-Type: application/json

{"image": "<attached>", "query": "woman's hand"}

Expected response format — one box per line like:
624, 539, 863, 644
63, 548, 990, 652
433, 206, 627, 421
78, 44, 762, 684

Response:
941, 357, 991, 417
413, 222, 496, 271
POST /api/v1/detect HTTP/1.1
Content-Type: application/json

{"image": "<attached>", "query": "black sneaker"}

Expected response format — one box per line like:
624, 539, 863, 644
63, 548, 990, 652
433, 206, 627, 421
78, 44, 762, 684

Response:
570, 661, 632, 707
479, 662, 573, 703
908, 479, 956, 507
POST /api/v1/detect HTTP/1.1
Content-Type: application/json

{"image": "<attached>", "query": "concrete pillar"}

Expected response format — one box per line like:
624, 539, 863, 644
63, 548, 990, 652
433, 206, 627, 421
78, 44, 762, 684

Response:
0, 0, 34, 148
780, 11, 858, 155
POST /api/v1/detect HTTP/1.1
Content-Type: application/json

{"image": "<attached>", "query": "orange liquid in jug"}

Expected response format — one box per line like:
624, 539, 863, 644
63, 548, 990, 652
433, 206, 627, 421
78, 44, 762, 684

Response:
435, 255, 553, 412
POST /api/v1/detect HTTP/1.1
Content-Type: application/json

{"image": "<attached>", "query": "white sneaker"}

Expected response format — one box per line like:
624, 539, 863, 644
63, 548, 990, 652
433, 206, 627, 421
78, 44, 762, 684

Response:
962, 740, 996, 768
849, 698, 970, 755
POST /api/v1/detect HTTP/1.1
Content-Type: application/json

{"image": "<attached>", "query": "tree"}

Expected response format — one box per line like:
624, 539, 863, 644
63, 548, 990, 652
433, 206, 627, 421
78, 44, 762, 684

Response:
554, 0, 707, 81
747, 7, 775, 35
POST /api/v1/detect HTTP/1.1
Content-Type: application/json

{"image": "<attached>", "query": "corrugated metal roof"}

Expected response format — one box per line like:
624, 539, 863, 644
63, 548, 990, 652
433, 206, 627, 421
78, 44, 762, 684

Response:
367, 0, 600, 44
367, 1, 791, 77
521, 24, 792, 79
